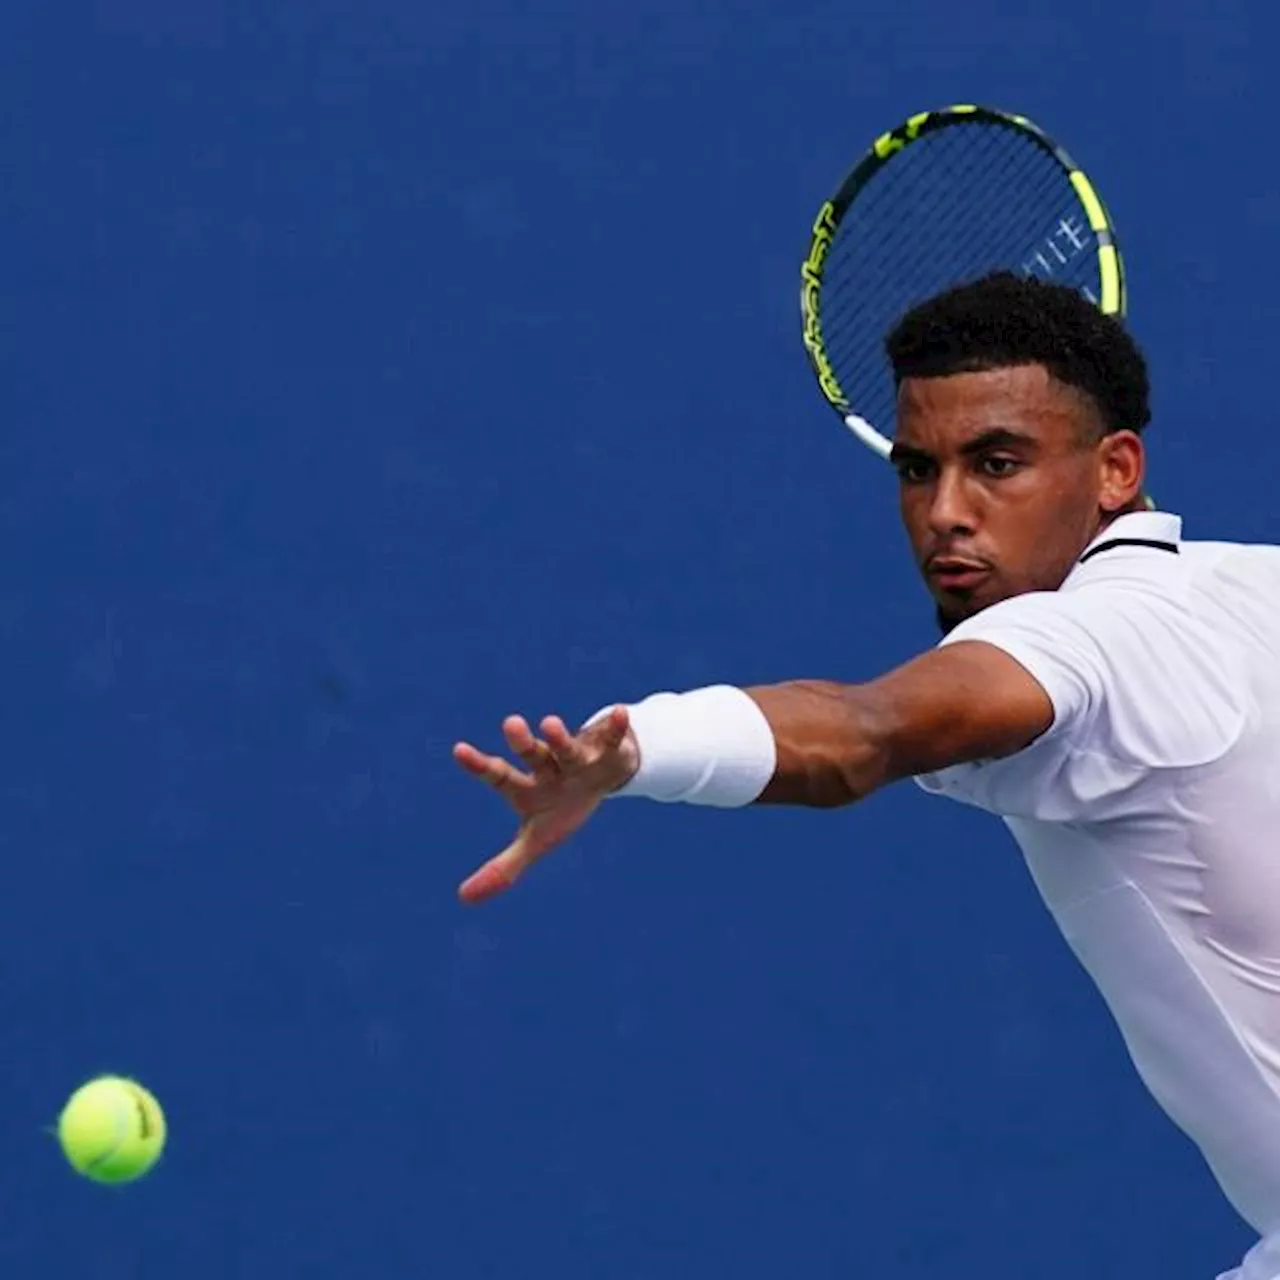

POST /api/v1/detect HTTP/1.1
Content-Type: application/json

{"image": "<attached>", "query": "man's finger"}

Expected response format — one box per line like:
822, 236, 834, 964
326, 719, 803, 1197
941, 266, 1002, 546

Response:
452, 742, 535, 792
584, 704, 631, 747
542, 715, 588, 768
457, 831, 537, 906
503, 715, 559, 774
502, 715, 535, 753
457, 858, 517, 905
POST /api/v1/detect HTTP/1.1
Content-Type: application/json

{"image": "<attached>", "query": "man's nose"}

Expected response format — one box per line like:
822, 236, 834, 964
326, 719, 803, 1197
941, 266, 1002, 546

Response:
927, 469, 977, 538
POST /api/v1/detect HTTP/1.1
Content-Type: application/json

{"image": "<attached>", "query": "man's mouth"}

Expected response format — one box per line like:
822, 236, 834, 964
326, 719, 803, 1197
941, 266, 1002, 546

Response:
925, 557, 991, 593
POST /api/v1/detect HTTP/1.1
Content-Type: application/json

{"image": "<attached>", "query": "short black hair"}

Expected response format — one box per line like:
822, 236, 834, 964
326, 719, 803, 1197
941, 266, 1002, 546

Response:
884, 271, 1151, 436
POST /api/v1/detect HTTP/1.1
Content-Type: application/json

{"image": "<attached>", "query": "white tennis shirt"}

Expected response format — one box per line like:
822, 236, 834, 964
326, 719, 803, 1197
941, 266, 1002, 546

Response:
915, 510, 1280, 1238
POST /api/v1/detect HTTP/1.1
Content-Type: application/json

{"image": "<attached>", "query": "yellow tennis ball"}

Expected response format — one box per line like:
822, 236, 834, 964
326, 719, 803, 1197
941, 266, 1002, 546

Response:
57, 1076, 166, 1184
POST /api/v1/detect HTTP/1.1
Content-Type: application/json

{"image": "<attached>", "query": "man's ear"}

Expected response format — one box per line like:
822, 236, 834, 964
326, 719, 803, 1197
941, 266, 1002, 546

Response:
1098, 430, 1145, 513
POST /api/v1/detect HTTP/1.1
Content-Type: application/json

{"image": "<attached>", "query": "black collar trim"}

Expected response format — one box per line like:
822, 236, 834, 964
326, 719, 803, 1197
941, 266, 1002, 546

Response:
1078, 537, 1179, 565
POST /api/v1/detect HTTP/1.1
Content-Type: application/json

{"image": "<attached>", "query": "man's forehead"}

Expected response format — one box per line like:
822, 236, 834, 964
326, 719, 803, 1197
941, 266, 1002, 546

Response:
894, 364, 1086, 446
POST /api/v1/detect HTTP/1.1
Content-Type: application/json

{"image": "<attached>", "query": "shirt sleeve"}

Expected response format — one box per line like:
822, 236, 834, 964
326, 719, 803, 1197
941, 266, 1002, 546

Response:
939, 590, 1103, 749
916, 582, 1251, 821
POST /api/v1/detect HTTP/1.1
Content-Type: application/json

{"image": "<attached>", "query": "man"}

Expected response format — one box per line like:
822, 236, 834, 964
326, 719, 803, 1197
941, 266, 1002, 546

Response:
453, 271, 1280, 1280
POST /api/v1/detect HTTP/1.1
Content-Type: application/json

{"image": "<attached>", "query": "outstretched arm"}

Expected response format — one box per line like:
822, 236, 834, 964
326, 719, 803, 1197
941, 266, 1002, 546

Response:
454, 640, 1053, 904
748, 640, 1053, 807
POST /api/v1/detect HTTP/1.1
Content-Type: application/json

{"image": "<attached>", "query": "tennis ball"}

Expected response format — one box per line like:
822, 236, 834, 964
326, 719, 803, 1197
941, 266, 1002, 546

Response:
57, 1075, 166, 1184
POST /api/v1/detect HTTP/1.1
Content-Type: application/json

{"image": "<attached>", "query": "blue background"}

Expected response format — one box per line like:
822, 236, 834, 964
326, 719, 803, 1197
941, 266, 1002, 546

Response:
0, 1, 1268, 1276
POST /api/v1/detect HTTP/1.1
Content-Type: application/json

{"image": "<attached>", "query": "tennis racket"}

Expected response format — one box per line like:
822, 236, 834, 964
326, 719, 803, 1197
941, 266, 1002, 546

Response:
799, 104, 1125, 461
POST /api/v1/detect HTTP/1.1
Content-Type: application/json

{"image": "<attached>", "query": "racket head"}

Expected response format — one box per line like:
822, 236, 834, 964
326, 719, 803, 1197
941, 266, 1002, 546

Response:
799, 105, 1126, 460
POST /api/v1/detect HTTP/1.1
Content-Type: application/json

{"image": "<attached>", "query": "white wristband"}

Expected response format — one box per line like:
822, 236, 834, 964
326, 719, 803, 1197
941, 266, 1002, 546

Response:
587, 685, 777, 808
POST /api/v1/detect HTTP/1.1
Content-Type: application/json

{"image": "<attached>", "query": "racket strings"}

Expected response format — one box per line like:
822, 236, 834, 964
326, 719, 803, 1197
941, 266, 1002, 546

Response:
819, 152, 1056, 390
829, 124, 1015, 278
811, 123, 1106, 433
822, 132, 1067, 339
823, 126, 1017, 311
832, 162, 1073, 333
823, 169, 1079, 388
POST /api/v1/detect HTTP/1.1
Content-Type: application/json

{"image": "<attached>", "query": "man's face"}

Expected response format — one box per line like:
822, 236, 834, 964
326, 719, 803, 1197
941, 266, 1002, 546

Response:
892, 363, 1141, 632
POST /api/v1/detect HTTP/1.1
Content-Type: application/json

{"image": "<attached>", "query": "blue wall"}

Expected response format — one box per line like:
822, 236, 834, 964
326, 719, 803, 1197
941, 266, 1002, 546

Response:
1, 1, 1268, 1275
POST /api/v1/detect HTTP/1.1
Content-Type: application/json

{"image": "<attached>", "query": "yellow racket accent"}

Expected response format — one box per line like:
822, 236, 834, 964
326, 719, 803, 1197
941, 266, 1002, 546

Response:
1070, 169, 1123, 314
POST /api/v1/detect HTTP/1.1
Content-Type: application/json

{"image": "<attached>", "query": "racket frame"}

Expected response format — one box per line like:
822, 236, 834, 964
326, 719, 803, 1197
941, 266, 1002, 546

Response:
799, 104, 1126, 460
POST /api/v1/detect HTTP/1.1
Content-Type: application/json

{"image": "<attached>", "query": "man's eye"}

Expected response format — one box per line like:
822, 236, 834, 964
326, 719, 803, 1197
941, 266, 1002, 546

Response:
979, 456, 1021, 477
895, 460, 933, 483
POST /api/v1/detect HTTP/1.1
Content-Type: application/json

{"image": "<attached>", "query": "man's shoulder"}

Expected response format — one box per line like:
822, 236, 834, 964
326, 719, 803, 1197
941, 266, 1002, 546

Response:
939, 526, 1280, 665
1054, 534, 1280, 612
941, 579, 1147, 650
1180, 537, 1280, 580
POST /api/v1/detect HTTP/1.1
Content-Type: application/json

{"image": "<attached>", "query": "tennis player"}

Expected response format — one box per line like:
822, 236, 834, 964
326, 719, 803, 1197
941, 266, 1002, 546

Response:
453, 272, 1280, 1280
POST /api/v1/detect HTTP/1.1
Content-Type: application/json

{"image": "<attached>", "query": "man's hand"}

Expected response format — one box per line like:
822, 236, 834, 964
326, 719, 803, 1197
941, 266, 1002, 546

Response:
452, 706, 639, 905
